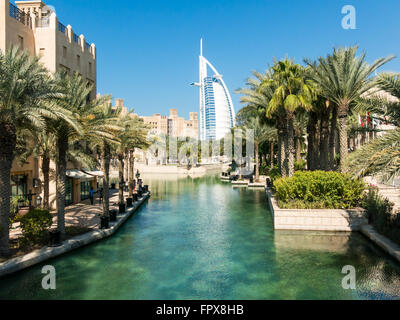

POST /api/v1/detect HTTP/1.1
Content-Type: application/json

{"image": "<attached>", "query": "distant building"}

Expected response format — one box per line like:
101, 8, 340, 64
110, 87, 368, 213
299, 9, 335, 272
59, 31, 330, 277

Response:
140, 109, 198, 140
191, 39, 235, 140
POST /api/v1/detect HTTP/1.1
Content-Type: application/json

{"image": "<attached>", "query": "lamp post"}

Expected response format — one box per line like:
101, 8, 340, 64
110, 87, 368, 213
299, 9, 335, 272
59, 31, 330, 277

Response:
24, 190, 38, 211
118, 180, 126, 214
36, 195, 42, 207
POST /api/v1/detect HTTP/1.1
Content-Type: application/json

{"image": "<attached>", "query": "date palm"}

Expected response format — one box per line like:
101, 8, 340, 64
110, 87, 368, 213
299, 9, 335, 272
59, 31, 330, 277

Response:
305, 46, 394, 171
88, 102, 123, 217
265, 58, 315, 177
347, 73, 400, 180
48, 72, 112, 235
243, 116, 277, 181
0, 47, 68, 256
115, 112, 149, 204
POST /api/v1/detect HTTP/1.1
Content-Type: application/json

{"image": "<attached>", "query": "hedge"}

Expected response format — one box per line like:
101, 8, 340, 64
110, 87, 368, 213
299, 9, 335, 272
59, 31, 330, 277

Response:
362, 188, 400, 246
274, 171, 365, 209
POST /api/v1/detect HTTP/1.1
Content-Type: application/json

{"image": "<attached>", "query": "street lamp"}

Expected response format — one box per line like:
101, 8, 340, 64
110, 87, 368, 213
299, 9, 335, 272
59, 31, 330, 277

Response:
36, 195, 42, 207
26, 190, 36, 211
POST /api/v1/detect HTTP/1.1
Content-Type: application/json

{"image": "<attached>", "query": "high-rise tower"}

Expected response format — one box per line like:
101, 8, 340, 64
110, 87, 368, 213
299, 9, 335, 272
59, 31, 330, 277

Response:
191, 39, 235, 140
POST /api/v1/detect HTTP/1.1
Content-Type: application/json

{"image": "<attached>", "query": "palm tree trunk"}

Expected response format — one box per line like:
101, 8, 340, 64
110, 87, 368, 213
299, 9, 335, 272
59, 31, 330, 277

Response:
277, 132, 283, 174
118, 153, 124, 204
128, 149, 134, 198
338, 104, 349, 172
102, 142, 110, 217
0, 122, 16, 257
124, 153, 129, 182
277, 117, 288, 177
307, 112, 318, 171
287, 113, 295, 177
255, 142, 260, 181
270, 141, 274, 170
56, 133, 68, 236
319, 109, 330, 171
295, 134, 301, 163
328, 106, 337, 170
42, 155, 50, 210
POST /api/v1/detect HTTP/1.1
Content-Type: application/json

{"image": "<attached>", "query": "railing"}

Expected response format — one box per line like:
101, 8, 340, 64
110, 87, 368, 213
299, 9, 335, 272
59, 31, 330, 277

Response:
73, 33, 79, 44
58, 21, 67, 34
9, 3, 32, 29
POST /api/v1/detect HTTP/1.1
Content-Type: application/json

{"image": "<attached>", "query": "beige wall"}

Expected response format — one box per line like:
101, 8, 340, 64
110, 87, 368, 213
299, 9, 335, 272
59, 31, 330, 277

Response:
1, 1, 35, 54
1, 0, 97, 98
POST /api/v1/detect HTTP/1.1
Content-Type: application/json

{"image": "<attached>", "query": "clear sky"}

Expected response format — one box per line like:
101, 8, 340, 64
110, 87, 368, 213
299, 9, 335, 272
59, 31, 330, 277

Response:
28, 0, 400, 117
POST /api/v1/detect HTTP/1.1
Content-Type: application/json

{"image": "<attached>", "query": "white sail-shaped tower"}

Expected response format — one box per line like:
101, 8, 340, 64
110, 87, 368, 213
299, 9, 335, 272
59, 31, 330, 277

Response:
192, 39, 235, 140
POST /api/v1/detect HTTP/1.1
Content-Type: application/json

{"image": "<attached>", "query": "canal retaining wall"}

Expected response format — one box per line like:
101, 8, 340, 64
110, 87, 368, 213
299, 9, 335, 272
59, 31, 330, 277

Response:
266, 188, 367, 231
0, 192, 151, 278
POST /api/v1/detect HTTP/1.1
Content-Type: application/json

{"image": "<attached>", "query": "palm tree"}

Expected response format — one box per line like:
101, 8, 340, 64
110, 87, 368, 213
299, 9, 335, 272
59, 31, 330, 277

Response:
264, 58, 315, 177
89, 102, 123, 217
48, 72, 112, 235
346, 73, 400, 180
237, 69, 288, 175
115, 112, 149, 205
0, 47, 68, 256
305, 46, 394, 171
18, 129, 97, 210
243, 117, 277, 181
17, 129, 56, 210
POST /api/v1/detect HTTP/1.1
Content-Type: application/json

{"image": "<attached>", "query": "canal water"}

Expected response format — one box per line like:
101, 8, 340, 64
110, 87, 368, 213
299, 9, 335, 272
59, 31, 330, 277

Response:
1, 175, 400, 299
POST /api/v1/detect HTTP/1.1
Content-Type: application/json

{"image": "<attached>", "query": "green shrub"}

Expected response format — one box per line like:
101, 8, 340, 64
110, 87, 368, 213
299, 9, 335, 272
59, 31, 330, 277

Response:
362, 188, 400, 245
274, 171, 365, 209
294, 159, 307, 171
268, 167, 282, 184
19, 209, 53, 245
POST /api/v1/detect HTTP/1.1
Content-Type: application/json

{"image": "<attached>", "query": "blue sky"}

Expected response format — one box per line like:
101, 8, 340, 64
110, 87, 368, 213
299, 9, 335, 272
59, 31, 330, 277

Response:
31, 0, 400, 117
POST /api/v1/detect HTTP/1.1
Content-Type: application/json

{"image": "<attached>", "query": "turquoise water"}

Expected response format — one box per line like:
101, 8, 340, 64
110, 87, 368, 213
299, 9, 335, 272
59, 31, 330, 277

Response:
1, 175, 400, 300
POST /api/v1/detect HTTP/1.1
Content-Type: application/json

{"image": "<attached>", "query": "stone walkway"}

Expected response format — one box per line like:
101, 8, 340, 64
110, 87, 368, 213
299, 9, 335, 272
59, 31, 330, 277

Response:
10, 191, 122, 240
376, 184, 400, 212
364, 177, 400, 212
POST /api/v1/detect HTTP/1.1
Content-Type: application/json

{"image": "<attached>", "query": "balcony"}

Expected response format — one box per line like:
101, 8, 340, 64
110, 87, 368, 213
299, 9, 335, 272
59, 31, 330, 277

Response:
9, 3, 32, 29
58, 22, 67, 35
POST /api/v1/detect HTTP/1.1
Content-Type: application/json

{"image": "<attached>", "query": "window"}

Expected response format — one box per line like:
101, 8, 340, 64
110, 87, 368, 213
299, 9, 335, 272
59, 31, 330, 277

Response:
18, 35, 24, 50
80, 181, 90, 201
11, 174, 27, 197
77, 55, 80, 67
89, 62, 92, 74
63, 46, 67, 58
65, 178, 73, 206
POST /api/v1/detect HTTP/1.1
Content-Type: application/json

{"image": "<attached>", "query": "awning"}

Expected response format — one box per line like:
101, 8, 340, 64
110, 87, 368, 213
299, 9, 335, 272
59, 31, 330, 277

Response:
66, 170, 94, 181
82, 169, 104, 178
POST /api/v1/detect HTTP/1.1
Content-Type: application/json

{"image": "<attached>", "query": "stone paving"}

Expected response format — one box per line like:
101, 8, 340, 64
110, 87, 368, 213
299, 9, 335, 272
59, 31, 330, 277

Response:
10, 191, 122, 240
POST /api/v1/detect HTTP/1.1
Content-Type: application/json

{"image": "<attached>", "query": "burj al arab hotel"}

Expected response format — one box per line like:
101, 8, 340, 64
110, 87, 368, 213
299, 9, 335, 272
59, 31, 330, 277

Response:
191, 39, 235, 141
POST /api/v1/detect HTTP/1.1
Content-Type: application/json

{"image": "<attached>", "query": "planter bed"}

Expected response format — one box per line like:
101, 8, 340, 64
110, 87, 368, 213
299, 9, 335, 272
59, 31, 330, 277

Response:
266, 188, 367, 231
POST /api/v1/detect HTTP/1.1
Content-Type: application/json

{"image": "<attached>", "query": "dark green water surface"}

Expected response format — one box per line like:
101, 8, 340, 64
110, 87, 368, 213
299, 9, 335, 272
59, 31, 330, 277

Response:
1, 175, 400, 299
